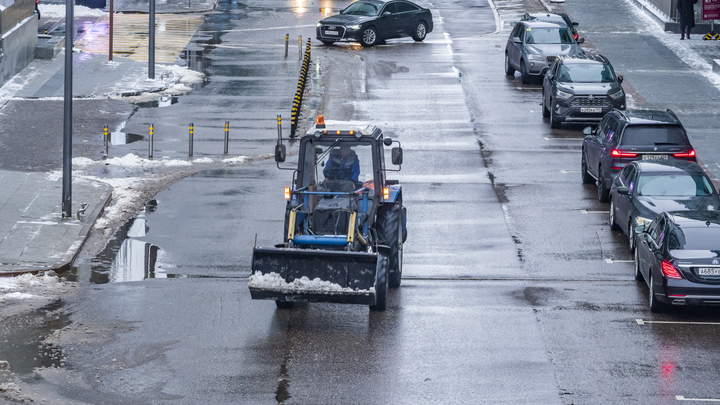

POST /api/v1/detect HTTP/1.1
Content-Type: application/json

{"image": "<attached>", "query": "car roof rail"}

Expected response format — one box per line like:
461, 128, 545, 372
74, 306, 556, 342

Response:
666, 108, 680, 121
612, 108, 628, 122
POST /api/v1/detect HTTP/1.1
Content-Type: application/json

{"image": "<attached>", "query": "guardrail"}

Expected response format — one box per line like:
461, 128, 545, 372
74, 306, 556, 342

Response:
290, 38, 311, 138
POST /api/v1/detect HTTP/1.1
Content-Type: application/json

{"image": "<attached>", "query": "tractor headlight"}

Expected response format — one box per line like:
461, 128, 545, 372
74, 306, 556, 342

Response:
527, 54, 544, 61
556, 90, 573, 99
609, 89, 625, 99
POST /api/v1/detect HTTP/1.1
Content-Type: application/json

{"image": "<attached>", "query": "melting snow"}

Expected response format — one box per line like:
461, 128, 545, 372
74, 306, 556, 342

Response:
248, 272, 374, 293
38, 4, 107, 18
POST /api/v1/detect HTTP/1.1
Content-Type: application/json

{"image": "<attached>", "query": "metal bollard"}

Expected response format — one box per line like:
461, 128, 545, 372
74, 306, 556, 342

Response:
224, 121, 229, 154
189, 123, 194, 157
103, 124, 109, 159
149, 124, 154, 158
277, 115, 282, 140
285, 33, 289, 58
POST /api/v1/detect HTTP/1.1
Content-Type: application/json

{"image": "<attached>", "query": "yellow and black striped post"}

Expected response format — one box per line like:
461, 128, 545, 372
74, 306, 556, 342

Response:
189, 123, 194, 157
103, 124, 109, 158
224, 121, 230, 154
285, 33, 289, 58
277, 115, 282, 140
149, 124, 154, 158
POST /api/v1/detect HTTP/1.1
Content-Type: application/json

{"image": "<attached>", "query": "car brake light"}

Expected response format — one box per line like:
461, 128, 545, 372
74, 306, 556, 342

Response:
672, 150, 695, 158
611, 149, 638, 158
574, 33, 578, 40
661, 260, 682, 280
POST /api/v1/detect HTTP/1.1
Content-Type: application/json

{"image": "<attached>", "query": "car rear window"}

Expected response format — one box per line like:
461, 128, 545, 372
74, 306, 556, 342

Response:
668, 227, 720, 250
525, 28, 574, 44
637, 172, 714, 197
620, 125, 688, 146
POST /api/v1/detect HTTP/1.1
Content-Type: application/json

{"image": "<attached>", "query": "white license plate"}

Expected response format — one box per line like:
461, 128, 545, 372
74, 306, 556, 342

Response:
325, 30, 338, 35
580, 107, 602, 113
642, 154, 669, 160
698, 268, 720, 276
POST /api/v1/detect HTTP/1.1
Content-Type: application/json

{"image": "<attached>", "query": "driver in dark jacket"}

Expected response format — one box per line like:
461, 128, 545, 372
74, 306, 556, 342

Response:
323, 146, 360, 187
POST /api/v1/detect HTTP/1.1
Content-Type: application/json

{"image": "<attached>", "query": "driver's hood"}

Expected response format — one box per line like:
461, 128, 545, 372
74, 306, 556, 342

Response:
319, 14, 373, 25
524, 44, 579, 56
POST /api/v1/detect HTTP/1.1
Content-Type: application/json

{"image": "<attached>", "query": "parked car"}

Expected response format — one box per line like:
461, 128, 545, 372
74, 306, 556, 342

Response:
634, 210, 720, 312
505, 20, 585, 84
609, 160, 720, 252
316, 0, 433, 47
581, 109, 696, 202
542, 54, 625, 128
521, 12, 579, 40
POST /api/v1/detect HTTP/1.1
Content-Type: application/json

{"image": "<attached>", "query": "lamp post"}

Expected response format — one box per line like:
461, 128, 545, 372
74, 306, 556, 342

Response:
62, 0, 73, 218
149, 0, 155, 79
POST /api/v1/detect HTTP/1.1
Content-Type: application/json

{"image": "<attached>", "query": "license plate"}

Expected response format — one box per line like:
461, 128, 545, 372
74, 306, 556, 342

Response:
325, 30, 338, 35
698, 268, 720, 276
642, 154, 669, 160
580, 107, 602, 113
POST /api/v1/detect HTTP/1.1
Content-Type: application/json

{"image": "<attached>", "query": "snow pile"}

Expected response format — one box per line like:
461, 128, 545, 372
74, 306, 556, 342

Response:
39, 4, 107, 18
248, 272, 374, 293
0, 272, 64, 302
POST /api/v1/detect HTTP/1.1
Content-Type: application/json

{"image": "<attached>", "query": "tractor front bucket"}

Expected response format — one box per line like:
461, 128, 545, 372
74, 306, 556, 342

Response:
249, 247, 380, 305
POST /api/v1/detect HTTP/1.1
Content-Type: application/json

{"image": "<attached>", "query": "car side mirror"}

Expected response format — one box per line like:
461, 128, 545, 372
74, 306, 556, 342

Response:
635, 225, 646, 234
617, 186, 630, 195
583, 126, 594, 135
512, 37, 522, 44
576, 38, 585, 44
510, 21, 516, 26
383, 11, 391, 16
275, 144, 286, 163
618, 75, 623, 84
391, 147, 403, 165
572, 22, 579, 27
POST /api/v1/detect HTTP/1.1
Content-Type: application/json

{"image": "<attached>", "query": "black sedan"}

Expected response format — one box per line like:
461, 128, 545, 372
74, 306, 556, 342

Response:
316, 0, 433, 47
609, 159, 720, 252
635, 211, 720, 312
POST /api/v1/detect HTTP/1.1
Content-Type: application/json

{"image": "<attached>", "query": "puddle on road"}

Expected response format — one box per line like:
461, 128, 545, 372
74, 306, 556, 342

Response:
0, 300, 71, 377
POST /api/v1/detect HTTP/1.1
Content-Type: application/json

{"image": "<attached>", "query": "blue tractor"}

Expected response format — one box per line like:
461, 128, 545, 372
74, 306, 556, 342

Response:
249, 116, 406, 311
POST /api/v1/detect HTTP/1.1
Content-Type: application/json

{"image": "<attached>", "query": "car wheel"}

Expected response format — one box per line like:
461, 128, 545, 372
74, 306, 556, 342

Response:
412, 21, 427, 41
597, 169, 610, 202
609, 199, 620, 230
550, 99, 560, 129
628, 219, 636, 253
320, 40, 335, 45
634, 243, 644, 281
504, 53, 515, 76
581, 152, 594, 184
648, 273, 668, 313
520, 60, 530, 84
361, 26, 378, 47
542, 91, 550, 118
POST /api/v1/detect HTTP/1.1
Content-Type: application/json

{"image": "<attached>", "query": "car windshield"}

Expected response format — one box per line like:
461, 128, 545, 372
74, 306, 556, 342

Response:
637, 173, 714, 197
620, 125, 688, 145
557, 64, 615, 83
668, 227, 720, 250
341, 1, 379, 16
525, 27, 574, 44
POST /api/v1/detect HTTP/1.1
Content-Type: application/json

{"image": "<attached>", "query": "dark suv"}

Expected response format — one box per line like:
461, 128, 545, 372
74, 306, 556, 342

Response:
542, 54, 625, 128
581, 109, 696, 202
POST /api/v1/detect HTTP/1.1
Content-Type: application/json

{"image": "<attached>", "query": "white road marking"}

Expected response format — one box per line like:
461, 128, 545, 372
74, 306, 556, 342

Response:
676, 395, 720, 401
637, 319, 720, 326
545, 137, 583, 141
581, 210, 609, 214
605, 259, 633, 263
560, 170, 580, 173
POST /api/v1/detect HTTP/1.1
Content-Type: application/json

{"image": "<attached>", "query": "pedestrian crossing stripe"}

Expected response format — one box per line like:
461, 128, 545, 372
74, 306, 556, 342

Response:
74, 14, 204, 63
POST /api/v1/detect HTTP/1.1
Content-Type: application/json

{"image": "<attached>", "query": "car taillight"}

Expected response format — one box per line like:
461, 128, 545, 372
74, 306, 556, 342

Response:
672, 150, 695, 158
661, 260, 682, 280
611, 149, 638, 158
574, 33, 578, 40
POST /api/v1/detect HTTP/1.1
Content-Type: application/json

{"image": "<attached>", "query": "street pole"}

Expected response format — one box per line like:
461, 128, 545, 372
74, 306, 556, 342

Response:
149, 0, 155, 79
109, 0, 113, 61
62, 0, 74, 218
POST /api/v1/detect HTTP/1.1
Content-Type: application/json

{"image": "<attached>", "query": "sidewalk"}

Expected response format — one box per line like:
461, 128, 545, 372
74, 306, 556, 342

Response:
0, 172, 112, 276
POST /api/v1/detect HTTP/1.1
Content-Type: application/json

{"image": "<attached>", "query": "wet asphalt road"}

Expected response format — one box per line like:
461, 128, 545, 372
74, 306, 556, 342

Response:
6, 0, 720, 403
